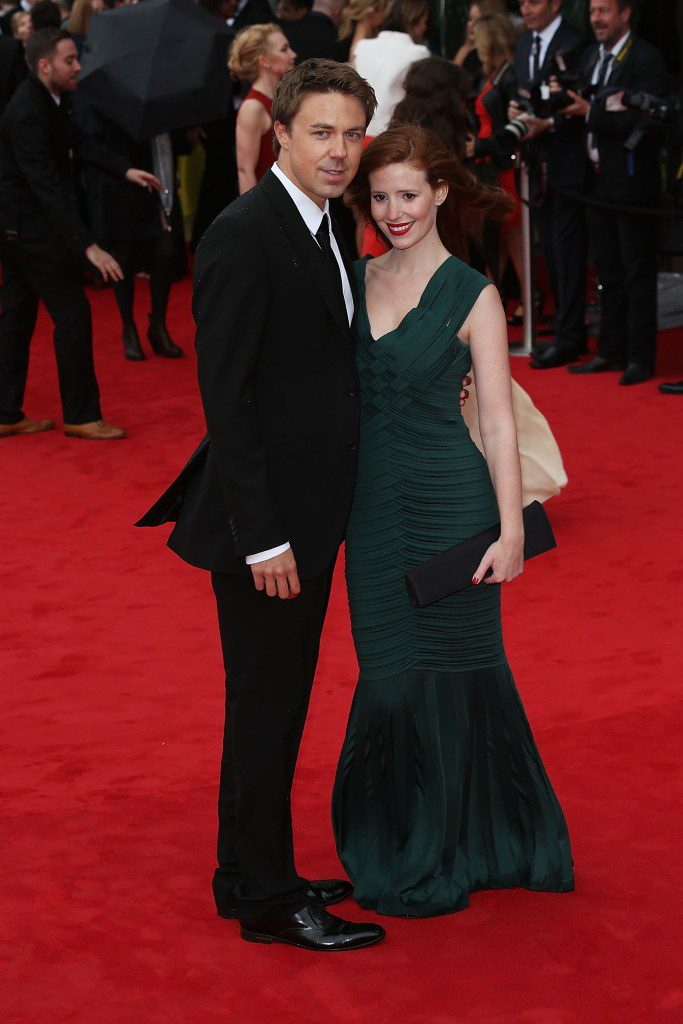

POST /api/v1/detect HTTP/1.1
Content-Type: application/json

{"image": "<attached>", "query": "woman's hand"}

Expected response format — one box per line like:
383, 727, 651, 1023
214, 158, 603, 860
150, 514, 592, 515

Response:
459, 374, 472, 408
472, 536, 524, 585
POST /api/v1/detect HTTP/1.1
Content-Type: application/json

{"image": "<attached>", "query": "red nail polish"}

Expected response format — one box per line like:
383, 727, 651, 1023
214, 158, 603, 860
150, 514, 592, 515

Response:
472, 577, 478, 585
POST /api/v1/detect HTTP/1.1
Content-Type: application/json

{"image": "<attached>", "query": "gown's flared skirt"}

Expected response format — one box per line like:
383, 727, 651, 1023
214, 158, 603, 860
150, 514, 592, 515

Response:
332, 660, 574, 918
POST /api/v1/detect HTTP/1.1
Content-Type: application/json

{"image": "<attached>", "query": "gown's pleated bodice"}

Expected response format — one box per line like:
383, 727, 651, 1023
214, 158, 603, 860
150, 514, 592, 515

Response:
344, 255, 503, 679
332, 255, 574, 917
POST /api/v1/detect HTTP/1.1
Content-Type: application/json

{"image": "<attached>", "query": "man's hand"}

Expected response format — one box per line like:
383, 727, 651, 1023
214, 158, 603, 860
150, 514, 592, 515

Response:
251, 548, 301, 599
84, 243, 124, 282
465, 134, 475, 159
459, 374, 472, 408
558, 89, 591, 118
125, 168, 162, 192
508, 99, 522, 122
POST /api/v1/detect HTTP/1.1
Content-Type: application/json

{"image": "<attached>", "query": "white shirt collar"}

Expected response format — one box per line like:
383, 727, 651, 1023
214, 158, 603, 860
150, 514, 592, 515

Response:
537, 14, 562, 48
49, 91, 61, 106
600, 30, 631, 59
271, 161, 329, 236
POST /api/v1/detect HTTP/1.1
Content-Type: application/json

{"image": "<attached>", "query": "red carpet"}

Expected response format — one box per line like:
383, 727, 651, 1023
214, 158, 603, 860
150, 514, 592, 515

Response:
2, 278, 683, 1024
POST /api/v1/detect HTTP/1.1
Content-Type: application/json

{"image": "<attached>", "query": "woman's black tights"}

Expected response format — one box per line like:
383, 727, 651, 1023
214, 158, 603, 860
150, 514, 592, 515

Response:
112, 236, 174, 327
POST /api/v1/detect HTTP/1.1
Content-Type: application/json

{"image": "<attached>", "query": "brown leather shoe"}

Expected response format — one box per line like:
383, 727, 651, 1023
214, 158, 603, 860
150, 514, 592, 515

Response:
0, 416, 55, 438
63, 419, 126, 440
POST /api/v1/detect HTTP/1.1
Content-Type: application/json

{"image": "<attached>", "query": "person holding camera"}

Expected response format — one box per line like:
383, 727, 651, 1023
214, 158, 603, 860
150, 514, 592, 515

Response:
560, 0, 668, 385
509, 0, 588, 370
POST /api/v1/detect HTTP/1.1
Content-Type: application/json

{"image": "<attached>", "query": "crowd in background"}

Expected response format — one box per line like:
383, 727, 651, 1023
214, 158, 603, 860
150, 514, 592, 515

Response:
0, 0, 681, 442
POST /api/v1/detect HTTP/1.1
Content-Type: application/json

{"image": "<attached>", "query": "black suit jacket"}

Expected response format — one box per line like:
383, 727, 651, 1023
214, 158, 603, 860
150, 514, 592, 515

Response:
0, 34, 25, 120
514, 18, 587, 188
583, 35, 668, 204
138, 170, 361, 580
0, 75, 129, 264
280, 13, 342, 64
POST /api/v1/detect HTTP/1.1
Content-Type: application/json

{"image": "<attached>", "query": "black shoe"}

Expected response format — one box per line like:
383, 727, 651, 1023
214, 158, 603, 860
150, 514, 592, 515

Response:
530, 344, 578, 369
240, 901, 386, 951
619, 363, 652, 386
658, 380, 683, 395
567, 355, 623, 375
122, 322, 145, 361
147, 315, 183, 358
216, 878, 353, 920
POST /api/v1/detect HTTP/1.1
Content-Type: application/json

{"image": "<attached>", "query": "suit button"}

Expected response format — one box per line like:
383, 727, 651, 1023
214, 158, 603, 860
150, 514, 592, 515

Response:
348, 388, 358, 398
347, 440, 357, 450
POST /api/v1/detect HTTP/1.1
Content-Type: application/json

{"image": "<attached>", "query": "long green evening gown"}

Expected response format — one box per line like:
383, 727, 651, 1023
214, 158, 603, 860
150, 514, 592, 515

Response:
332, 255, 574, 918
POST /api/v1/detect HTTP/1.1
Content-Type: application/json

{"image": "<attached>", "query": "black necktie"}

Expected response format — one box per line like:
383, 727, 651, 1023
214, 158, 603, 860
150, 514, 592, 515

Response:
596, 50, 613, 88
532, 34, 541, 79
315, 214, 346, 319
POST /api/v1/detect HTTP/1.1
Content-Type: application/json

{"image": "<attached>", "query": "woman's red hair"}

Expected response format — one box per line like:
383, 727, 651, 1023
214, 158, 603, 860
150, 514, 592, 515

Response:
346, 124, 512, 260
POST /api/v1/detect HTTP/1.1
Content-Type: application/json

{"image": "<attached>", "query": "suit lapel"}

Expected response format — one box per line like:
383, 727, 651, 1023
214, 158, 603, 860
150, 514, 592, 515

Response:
260, 170, 352, 338
331, 214, 359, 338
607, 36, 635, 87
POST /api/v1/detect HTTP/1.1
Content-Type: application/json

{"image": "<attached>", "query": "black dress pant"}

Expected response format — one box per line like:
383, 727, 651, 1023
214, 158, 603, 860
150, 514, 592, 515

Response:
535, 186, 587, 353
587, 174, 658, 373
211, 562, 335, 925
0, 242, 101, 425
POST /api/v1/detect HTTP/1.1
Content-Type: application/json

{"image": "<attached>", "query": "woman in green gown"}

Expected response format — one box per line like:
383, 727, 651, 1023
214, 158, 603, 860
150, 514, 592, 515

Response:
332, 125, 574, 917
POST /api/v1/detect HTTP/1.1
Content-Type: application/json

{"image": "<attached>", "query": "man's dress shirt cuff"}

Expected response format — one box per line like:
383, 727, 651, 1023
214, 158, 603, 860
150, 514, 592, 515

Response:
245, 542, 291, 565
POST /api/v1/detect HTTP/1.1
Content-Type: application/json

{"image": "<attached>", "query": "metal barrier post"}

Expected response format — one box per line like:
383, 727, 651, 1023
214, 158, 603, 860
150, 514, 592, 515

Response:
511, 153, 535, 357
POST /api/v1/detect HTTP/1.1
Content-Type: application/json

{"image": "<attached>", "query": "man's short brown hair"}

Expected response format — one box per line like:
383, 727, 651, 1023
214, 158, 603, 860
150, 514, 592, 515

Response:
272, 58, 377, 155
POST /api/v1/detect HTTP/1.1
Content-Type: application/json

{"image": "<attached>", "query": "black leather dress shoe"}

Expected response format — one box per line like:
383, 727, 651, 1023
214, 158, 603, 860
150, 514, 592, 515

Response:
240, 901, 386, 951
147, 315, 183, 358
659, 380, 683, 395
619, 363, 652, 386
567, 355, 623, 375
216, 878, 353, 919
530, 344, 578, 369
122, 322, 145, 361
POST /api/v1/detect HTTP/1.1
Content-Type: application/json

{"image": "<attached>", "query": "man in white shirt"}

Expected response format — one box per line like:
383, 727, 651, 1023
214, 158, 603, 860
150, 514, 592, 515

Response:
139, 59, 389, 953
510, 0, 589, 371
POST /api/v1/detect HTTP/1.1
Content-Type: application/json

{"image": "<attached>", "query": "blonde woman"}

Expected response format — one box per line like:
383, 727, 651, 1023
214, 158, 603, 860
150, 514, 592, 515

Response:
68, 0, 105, 37
452, 0, 507, 83
229, 24, 296, 194
464, 13, 532, 322
10, 10, 31, 42
338, 0, 389, 64
352, 0, 430, 135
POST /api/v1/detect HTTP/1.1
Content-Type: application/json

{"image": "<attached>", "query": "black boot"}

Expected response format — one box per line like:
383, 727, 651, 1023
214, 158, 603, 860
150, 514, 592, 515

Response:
147, 315, 183, 358
122, 321, 145, 361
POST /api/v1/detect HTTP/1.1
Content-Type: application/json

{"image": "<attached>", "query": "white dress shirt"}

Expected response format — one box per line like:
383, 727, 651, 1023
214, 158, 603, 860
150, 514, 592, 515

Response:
587, 31, 631, 164
246, 161, 354, 566
354, 31, 431, 136
528, 14, 562, 79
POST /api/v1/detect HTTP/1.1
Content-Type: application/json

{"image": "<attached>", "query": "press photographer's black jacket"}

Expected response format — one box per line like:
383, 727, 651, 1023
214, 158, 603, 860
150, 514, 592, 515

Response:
137, 170, 361, 580
473, 61, 520, 169
583, 35, 668, 204
514, 18, 587, 189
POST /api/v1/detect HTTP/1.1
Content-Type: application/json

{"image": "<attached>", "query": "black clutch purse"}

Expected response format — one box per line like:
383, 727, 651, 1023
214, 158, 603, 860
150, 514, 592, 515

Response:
405, 500, 557, 608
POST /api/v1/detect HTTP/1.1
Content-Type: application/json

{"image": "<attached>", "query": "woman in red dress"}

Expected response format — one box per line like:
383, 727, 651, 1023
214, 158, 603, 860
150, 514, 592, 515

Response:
229, 24, 296, 194
466, 14, 535, 323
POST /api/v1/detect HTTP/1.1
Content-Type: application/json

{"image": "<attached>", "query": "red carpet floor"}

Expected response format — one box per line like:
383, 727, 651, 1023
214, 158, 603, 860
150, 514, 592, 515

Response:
2, 278, 683, 1024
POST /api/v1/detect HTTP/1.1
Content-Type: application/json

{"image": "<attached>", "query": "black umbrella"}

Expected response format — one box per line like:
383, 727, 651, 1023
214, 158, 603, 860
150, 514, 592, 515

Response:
78, 0, 231, 141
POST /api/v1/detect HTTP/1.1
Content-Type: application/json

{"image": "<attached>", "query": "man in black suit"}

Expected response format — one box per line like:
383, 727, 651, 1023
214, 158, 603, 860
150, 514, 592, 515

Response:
562, 0, 668, 384
510, 0, 588, 369
138, 60, 387, 952
0, 33, 25, 119
278, 0, 343, 63
0, 28, 159, 439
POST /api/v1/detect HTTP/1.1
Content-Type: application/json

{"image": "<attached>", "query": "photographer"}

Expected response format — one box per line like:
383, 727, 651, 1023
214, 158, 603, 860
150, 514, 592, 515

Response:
509, 0, 588, 370
560, 0, 668, 385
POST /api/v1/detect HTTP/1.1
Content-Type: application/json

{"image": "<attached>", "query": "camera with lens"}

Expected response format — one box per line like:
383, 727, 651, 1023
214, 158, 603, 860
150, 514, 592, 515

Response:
517, 47, 591, 120
617, 90, 682, 150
